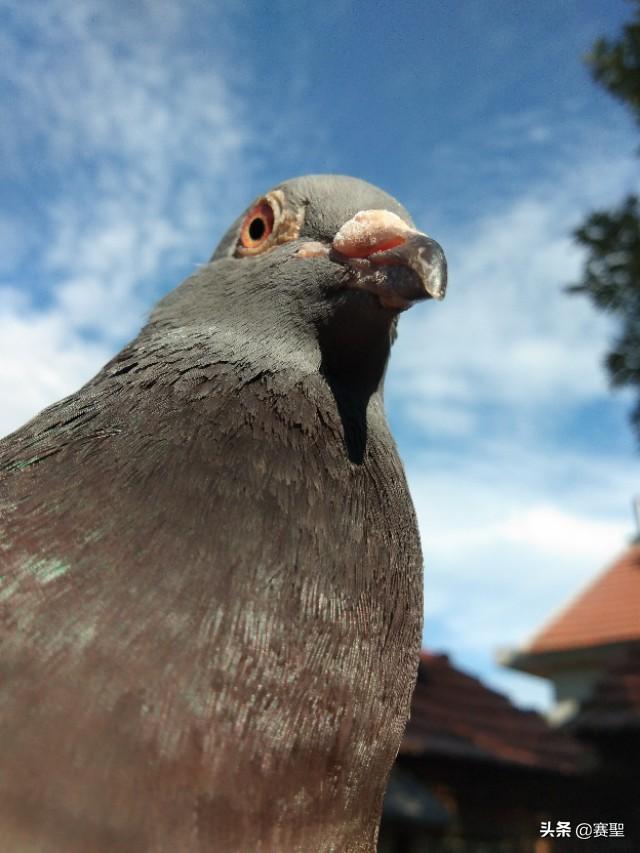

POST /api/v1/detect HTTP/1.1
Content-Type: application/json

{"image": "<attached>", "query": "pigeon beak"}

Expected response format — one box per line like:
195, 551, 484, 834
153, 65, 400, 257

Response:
330, 209, 447, 309
293, 209, 447, 310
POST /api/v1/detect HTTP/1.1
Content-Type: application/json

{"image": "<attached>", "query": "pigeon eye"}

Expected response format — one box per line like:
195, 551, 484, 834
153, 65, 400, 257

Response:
239, 200, 275, 253
234, 189, 303, 258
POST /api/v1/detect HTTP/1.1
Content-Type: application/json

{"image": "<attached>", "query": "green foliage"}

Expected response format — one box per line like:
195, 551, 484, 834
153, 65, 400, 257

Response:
586, 1, 640, 125
571, 1, 640, 442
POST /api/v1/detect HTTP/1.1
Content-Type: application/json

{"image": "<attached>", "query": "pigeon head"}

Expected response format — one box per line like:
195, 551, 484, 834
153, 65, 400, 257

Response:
150, 175, 446, 392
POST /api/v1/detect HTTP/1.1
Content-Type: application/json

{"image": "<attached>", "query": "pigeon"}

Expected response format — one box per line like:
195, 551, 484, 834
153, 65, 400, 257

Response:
0, 174, 447, 853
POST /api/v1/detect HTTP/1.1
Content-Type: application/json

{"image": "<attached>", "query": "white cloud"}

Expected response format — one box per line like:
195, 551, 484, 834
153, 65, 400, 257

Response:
402, 415, 637, 710
391, 144, 640, 438
0, 293, 111, 437
0, 0, 253, 436
496, 504, 627, 559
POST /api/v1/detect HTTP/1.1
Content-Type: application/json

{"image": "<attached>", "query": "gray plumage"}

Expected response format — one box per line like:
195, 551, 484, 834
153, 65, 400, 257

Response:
0, 175, 446, 852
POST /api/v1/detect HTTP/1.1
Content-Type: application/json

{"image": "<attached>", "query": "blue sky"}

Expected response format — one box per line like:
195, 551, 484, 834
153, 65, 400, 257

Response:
1, 0, 638, 710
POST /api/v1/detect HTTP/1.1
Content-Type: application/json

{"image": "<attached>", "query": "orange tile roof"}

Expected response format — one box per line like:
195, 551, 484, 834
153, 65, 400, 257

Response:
524, 543, 640, 654
400, 651, 584, 773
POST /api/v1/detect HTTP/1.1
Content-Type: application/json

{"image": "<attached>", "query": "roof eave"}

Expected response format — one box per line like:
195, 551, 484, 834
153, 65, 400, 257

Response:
498, 641, 636, 678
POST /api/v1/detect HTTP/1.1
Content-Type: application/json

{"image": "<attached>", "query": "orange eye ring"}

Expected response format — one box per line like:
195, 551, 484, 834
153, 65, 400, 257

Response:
239, 200, 275, 252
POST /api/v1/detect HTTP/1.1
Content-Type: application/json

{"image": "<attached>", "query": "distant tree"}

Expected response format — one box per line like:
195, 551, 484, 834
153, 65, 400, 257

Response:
568, 1, 640, 441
